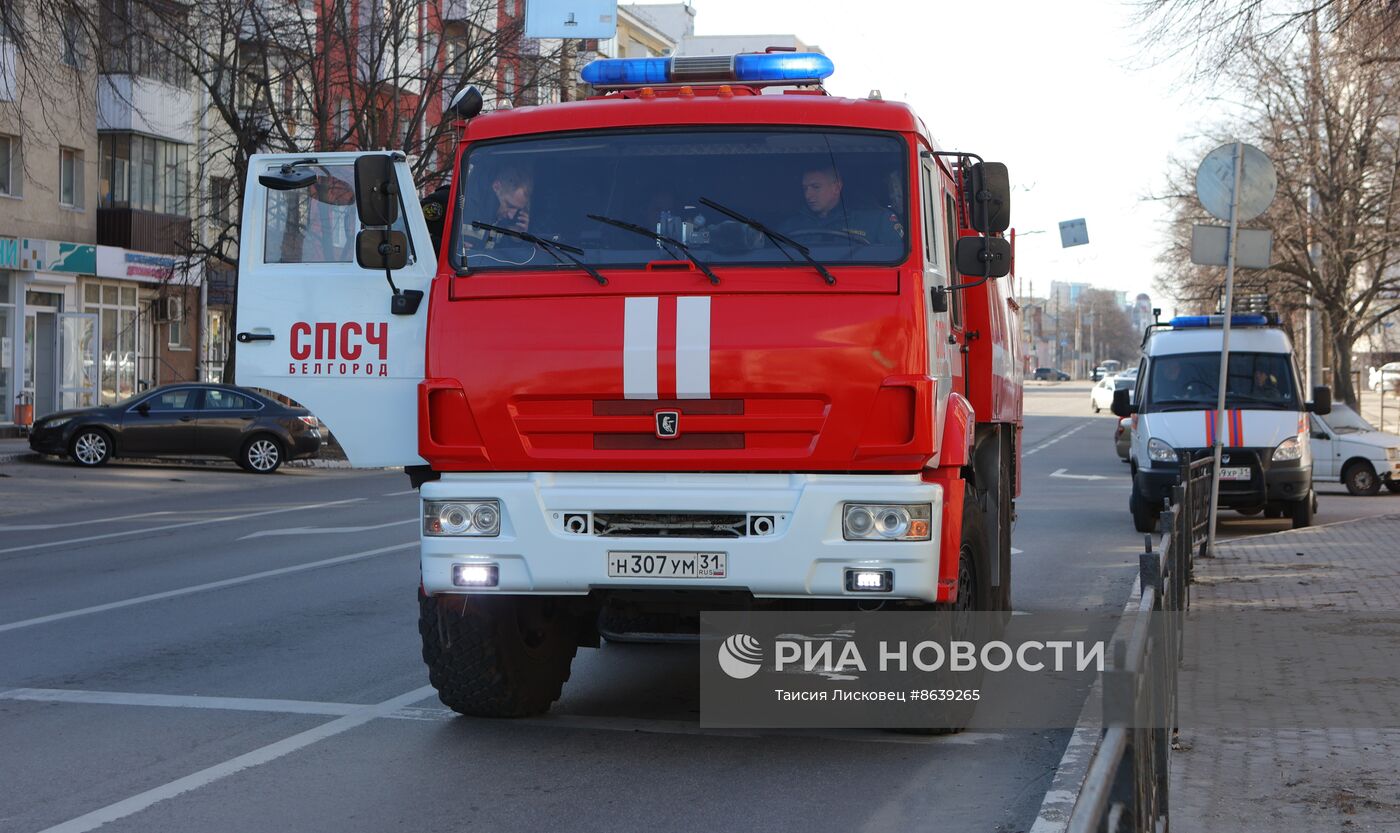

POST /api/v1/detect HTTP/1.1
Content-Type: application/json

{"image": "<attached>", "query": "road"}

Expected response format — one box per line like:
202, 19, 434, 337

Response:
2, 383, 1395, 833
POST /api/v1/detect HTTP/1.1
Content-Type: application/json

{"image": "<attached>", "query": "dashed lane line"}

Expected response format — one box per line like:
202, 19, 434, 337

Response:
0, 498, 366, 556
0, 541, 415, 634
0, 511, 176, 531
1024, 422, 1090, 457
239, 519, 417, 540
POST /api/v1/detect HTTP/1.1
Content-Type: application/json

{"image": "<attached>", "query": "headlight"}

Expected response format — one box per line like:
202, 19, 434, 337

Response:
1272, 436, 1303, 462
1386, 447, 1400, 462
1147, 438, 1178, 463
44, 417, 73, 429
423, 500, 501, 537
843, 503, 931, 541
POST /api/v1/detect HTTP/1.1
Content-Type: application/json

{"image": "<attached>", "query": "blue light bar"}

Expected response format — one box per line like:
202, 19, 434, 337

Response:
580, 52, 835, 88
1170, 313, 1270, 328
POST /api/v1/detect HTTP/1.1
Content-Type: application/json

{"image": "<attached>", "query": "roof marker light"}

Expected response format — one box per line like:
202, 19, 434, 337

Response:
580, 52, 834, 88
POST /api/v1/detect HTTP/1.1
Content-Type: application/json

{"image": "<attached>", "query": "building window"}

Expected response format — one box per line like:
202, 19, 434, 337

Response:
505, 0, 517, 17
98, 133, 188, 215
60, 147, 84, 208
61, 10, 84, 69
0, 134, 17, 197
166, 295, 188, 349
209, 177, 233, 225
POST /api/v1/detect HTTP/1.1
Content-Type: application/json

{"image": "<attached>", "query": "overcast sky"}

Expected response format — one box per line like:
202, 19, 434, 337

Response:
635, 0, 1227, 312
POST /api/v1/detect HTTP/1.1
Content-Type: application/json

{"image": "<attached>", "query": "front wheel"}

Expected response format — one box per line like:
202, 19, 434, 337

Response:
1343, 461, 1381, 497
419, 593, 578, 717
240, 436, 283, 473
1130, 487, 1160, 534
70, 428, 112, 467
1290, 490, 1316, 529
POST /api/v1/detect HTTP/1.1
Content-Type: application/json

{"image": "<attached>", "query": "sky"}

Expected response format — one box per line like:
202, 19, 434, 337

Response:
634, 0, 1229, 313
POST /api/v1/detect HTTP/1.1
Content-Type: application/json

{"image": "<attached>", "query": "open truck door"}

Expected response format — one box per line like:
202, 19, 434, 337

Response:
235, 152, 435, 467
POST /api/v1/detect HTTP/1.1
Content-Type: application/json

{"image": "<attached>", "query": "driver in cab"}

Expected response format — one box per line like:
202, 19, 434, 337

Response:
781, 166, 903, 246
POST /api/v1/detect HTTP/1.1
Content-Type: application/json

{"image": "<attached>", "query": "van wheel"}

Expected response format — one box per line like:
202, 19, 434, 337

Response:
1130, 488, 1160, 534
1342, 461, 1381, 496
419, 592, 577, 717
1290, 491, 1315, 528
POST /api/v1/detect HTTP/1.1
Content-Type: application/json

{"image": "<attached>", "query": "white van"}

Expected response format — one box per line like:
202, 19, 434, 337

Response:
1113, 314, 1332, 532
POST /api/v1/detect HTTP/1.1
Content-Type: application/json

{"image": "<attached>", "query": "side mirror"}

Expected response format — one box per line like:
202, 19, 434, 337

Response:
1111, 388, 1136, 417
963, 162, 1010, 234
1311, 430, 1330, 441
357, 229, 410, 271
955, 236, 1012, 278
1307, 385, 1332, 416
136, 402, 150, 416
354, 154, 399, 227
259, 166, 317, 191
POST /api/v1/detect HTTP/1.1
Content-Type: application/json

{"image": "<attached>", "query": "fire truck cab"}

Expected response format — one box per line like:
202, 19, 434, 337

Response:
236, 52, 1022, 718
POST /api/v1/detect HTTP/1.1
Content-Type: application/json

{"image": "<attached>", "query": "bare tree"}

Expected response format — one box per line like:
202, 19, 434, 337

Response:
1153, 23, 1400, 406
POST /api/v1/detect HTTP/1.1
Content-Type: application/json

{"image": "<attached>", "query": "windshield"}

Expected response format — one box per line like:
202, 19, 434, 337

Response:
1323, 404, 1375, 433
1144, 351, 1301, 412
451, 129, 909, 273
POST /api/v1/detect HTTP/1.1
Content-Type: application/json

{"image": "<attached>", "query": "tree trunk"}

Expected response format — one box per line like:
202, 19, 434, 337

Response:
1330, 326, 1357, 407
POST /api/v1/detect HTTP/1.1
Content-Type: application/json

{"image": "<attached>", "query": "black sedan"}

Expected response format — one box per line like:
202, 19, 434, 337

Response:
28, 384, 322, 473
1032, 367, 1071, 381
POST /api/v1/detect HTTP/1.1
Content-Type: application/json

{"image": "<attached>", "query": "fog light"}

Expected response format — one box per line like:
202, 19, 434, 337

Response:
452, 564, 499, 587
845, 569, 893, 592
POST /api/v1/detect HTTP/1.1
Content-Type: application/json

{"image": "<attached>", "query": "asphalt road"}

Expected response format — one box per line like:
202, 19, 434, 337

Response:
2, 384, 1394, 833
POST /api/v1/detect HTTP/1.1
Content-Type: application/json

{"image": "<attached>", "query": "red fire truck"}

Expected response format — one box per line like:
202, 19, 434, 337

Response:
237, 52, 1022, 718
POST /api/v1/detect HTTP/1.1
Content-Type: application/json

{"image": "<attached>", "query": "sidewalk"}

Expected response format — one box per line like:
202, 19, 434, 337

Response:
1170, 514, 1400, 832
0, 436, 350, 468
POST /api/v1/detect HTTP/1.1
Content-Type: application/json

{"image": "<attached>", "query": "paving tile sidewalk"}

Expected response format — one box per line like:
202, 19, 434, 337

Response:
1170, 514, 1400, 832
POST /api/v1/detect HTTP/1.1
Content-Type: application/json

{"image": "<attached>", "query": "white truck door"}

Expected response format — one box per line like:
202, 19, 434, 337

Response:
235, 152, 435, 468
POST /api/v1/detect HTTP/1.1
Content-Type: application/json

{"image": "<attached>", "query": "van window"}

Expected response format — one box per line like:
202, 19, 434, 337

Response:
1143, 352, 1299, 412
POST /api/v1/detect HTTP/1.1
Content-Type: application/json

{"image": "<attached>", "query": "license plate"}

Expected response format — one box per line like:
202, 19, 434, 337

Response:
607, 551, 727, 579
1220, 466, 1252, 481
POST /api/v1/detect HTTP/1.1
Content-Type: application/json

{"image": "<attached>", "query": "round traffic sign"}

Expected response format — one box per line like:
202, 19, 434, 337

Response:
1195, 142, 1277, 222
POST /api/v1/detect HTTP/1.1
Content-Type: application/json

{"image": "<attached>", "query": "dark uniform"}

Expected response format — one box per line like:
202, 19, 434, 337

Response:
420, 185, 451, 255
780, 206, 904, 245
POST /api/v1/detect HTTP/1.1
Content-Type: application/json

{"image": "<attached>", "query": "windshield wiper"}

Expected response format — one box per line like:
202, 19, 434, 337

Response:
586, 214, 720, 285
470, 221, 608, 285
698, 197, 836, 285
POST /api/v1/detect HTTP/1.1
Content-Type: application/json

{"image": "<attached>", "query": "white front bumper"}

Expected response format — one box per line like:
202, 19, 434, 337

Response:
420, 472, 944, 601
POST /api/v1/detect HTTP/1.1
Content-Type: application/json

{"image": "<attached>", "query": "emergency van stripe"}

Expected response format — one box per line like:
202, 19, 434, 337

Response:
675, 296, 711, 400
623, 297, 659, 400
1229, 409, 1244, 447
1205, 409, 1217, 447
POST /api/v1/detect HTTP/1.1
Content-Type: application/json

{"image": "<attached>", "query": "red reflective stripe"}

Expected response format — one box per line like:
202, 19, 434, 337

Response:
1229, 409, 1244, 446
1204, 409, 1216, 446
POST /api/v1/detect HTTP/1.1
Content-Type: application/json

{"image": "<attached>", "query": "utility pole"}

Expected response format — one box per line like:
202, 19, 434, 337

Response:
1305, 12, 1324, 391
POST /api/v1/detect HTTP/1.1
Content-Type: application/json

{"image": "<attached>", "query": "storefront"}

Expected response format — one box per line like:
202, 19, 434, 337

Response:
1, 237, 100, 426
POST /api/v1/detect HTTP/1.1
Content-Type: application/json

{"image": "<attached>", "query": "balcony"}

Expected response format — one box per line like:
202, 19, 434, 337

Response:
97, 208, 193, 256
98, 75, 196, 143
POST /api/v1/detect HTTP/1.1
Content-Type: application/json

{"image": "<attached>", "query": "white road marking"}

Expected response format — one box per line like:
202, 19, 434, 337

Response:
0, 542, 415, 634
382, 489, 418, 496
0, 511, 176, 531
0, 687, 1007, 747
1011, 547, 1024, 554
1049, 468, 1128, 482
31, 685, 436, 833
1023, 422, 1089, 457
0, 498, 366, 556
239, 519, 417, 540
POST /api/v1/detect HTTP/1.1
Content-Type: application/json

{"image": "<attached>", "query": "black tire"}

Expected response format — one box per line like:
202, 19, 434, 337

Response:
1130, 487, 1159, 534
1386, 481, 1400, 494
1264, 506, 1285, 519
239, 435, 283, 473
69, 427, 113, 467
1092, 400, 1101, 413
419, 592, 578, 718
1236, 506, 1263, 516
1290, 490, 1315, 529
1342, 461, 1381, 497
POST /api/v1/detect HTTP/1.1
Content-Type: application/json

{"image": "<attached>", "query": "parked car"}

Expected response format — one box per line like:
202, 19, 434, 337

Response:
1032, 367, 1071, 381
1115, 417, 1133, 460
1309, 404, 1400, 495
1091, 372, 1136, 413
27, 383, 322, 473
1369, 361, 1400, 393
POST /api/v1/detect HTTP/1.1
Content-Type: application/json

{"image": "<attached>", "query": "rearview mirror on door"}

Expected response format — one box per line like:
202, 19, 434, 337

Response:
963, 162, 1011, 234
354, 154, 399, 227
357, 229, 410, 271
955, 236, 1012, 278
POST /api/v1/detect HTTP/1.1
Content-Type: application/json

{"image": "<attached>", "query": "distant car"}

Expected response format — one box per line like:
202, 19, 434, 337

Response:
1091, 365, 1109, 381
1115, 417, 1132, 460
27, 383, 322, 473
1032, 367, 1071, 381
1369, 361, 1400, 393
1091, 373, 1135, 413
1309, 404, 1400, 495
